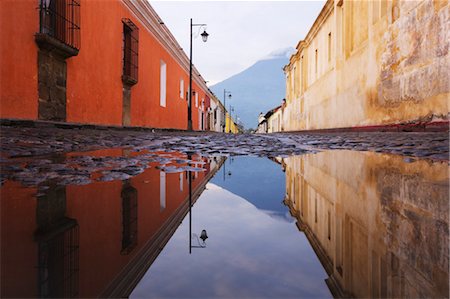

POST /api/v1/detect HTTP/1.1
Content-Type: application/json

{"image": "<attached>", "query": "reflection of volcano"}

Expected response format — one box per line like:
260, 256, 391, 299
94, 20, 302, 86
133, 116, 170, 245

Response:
210, 156, 289, 221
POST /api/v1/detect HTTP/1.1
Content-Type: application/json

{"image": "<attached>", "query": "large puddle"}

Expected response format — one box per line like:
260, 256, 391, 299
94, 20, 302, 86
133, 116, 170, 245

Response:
1, 150, 448, 298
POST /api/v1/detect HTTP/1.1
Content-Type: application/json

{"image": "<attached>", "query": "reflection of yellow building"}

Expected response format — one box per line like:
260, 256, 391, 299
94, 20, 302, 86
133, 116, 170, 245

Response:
283, 0, 449, 131
283, 151, 448, 298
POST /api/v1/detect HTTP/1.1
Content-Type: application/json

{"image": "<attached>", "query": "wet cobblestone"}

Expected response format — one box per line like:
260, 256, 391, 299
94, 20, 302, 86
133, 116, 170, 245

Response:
0, 125, 448, 189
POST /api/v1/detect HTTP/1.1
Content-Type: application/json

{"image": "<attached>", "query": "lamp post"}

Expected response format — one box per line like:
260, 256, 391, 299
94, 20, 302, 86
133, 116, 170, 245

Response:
188, 19, 209, 131
223, 89, 232, 133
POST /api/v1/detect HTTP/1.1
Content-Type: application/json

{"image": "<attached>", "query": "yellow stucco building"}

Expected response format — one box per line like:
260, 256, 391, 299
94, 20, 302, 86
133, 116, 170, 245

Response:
225, 112, 240, 134
283, 0, 449, 131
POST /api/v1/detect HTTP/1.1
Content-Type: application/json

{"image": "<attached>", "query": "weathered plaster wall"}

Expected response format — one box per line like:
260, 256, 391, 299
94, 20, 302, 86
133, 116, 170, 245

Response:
0, 0, 39, 120
284, 0, 449, 131
0, 0, 212, 131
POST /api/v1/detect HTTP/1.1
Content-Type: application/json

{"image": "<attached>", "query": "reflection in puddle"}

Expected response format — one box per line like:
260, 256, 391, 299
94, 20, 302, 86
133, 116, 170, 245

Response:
1, 149, 448, 298
283, 151, 449, 298
1, 149, 224, 298
131, 157, 331, 298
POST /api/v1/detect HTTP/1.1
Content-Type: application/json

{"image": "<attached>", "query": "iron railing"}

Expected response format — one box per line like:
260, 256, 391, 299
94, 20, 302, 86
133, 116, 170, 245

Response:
39, 0, 80, 50
122, 18, 139, 84
38, 224, 79, 298
121, 182, 138, 254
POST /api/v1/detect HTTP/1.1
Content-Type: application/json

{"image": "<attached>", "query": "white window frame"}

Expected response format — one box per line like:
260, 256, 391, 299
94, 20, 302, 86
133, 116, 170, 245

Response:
195, 92, 198, 107
160, 171, 166, 211
180, 79, 184, 99
179, 172, 183, 191
160, 60, 167, 107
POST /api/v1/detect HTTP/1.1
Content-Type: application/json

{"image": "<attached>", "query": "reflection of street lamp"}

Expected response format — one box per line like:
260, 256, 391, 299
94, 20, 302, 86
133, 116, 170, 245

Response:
187, 153, 208, 253
191, 229, 208, 248
223, 90, 232, 133
188, 19, 209, 131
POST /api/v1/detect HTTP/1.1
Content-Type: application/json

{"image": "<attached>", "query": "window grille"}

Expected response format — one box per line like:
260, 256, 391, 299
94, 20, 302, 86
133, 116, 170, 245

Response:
37, 222, 79, 298
122, 18, 139, 85
121, 182, 138, 255
39, 0, 80, 50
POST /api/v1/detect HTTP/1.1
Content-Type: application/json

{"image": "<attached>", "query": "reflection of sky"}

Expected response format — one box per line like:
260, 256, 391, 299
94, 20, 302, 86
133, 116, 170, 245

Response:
211, 156, 290, 221
131, 183, 331, 298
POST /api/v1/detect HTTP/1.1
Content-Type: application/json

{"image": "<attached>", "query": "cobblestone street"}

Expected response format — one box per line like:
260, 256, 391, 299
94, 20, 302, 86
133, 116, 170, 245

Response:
1, 124, 448, 190
1, 124, 448, 159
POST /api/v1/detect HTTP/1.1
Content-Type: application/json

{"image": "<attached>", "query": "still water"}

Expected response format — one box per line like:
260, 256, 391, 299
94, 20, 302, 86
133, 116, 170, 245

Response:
1, 150, 448, 298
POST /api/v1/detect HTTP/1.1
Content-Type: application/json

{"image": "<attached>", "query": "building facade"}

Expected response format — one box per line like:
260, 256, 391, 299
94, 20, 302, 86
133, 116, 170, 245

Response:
283, 0, 449, 131
0, 0, 225, 131
208, 94, 225, 132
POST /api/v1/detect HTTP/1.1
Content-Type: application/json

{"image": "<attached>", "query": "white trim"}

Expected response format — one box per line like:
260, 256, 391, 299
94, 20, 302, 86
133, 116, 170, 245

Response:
180, 79, 184, 99
160, 171, 166, 211
160, 60, 167, 107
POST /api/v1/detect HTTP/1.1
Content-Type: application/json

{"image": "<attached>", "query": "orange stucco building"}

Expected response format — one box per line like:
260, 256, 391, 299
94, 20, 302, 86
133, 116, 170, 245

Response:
0, 0, 214, 130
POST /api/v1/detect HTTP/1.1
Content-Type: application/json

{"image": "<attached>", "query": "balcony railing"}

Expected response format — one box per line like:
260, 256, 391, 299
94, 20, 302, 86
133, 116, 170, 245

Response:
38, 0, 80, 51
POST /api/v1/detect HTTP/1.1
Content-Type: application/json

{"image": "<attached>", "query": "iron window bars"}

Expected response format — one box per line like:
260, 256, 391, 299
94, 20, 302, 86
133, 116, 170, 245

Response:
121, 182, 138, 255
39, 0, 80, 51
122, 18, 139, 85
38, 223, 79, 298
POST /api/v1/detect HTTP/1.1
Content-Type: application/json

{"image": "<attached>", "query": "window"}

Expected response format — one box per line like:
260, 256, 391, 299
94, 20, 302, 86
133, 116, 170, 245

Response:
300, 55, 304, 93
37, 222, 79, 297
38, 0, 81, 50
327, 210, 331, 240
315, 194, 318, 223
328, 32, 332, 62
179, 173, 183, 191
195, 92, 198, 107
122, 19, 139, 85
315, 49, 318, 78
121, 182, 138, 254
160, 60, 166, 107
292, 66, 296, 96
180, 79, 184, 99
160, 172, 166, 211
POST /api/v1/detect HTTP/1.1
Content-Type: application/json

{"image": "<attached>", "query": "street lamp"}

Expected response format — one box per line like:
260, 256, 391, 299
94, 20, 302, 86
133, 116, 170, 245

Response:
188, 19, 208, 131
223, 90, 232, 133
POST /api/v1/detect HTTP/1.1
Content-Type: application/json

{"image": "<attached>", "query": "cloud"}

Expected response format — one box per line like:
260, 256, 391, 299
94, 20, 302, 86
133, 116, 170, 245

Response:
150, 1, 326, 83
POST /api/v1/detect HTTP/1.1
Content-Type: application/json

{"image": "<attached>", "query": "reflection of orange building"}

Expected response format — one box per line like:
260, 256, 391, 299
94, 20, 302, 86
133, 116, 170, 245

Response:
0, 151, 224, 298
0, 0, 213, 130
283, 151, 448, 298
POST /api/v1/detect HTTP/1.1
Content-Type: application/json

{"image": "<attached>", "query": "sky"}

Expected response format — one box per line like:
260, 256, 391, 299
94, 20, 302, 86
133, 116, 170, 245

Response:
150, 1, 326, 85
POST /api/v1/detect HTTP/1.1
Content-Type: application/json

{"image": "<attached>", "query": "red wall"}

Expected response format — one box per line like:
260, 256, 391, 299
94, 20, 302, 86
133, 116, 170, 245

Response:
1, 0, 209, 130
0, 0, 38, 119
0, 182, 37, 298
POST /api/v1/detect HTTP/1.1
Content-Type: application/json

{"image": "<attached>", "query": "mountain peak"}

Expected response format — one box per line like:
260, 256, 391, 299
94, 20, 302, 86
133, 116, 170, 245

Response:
259, 47, 295, 61
211, 49, 290, 129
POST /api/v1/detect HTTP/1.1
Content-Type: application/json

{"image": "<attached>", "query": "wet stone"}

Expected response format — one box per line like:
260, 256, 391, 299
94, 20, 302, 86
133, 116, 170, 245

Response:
0, 126, 448, 188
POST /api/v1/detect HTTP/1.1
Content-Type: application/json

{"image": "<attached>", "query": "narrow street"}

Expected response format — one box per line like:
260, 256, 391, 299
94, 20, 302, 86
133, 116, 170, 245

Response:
1, 0, 449, 297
